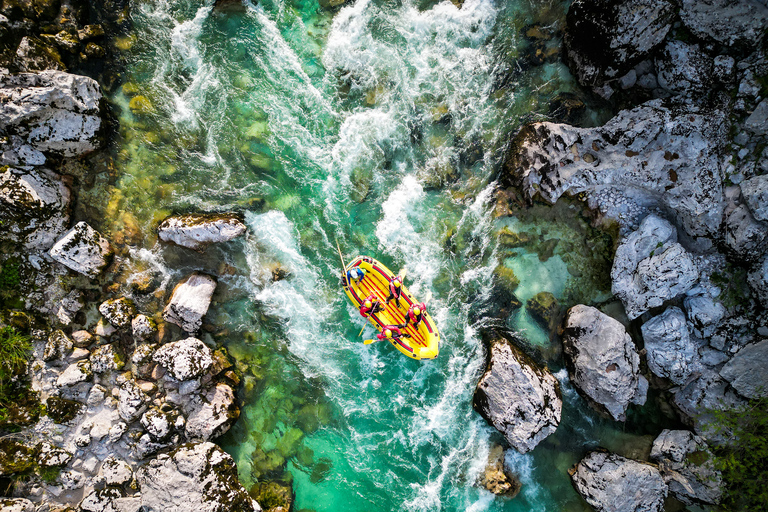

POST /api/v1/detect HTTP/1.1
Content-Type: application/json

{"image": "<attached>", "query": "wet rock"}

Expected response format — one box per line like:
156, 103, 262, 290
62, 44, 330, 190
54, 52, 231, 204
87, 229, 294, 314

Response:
101, 456, 134, 487
137, 442, 260, 512
611, 215, 699, 320
56, 359, 92, 387
99, 297, 137, 328
0, 498, 35, 512
0, 167, 71, 250
89, 343, 126, 374
569, 451, 667, 512
562, 305, 647, 421
656, 41, 714, 95
0, 71, 104, 164
679, 0, 768, 50
564, 0, 676, 87
185, 383, 240, 441
478, 444, 521, 497
525, 291, 559, 332
641, 307, 700, 384
78, 24, 105, 41
651, 429, 722, 505
719, 339, 768, 399
158, 213, 247, 252
153, 337, 213, 381
163, 273, 217, 333
49, 221, 114, 279
473, 335, 561, 453
723, 204, 768, 263
741, 174, 768, 222
132, 314, 158, 341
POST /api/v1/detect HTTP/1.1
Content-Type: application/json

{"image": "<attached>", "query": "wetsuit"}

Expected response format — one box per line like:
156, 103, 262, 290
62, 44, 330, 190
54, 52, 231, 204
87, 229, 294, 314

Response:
386, 276, 403, 307
377, 325, 411, 342
402, 302, 426, 328
359, 294, 384, 317
347, 267, 366, 284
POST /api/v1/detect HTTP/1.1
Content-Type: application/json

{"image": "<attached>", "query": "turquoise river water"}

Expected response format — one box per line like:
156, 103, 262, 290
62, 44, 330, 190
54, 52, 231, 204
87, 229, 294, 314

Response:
105, 0, 681, 510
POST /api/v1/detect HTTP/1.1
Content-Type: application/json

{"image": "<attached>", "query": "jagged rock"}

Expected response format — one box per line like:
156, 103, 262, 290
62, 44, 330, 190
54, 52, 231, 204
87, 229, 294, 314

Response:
741, 174, 768, 222
562, 305, 647, 421
641, 307, 700, 384
672, 369, 746, 438
117, 379, 150, 423
684, 293, 725, 338
611, 215, 699, 319
748, 255, 768, 308
56, 289, 85, 325
473, 336, 561, 453
745, 98, 768, 135
153, 337, 213, 381
95, 317, 117, 337
719, 339, 768, 399
564, 0, 676, 87
15, 36, 65, 72
185, 383, 239, 441
163, 273, 217, 333
478, 444, 521, 497
37, 441, 72, 467
0, 71, 104, 165
679, 0, 768, 49
651, 429, 722, 505
101, 456, 134, 487
56, 360, 92, 387
655, 40, 714, 95
569, 451, 667, 512
525, 291, 559, 331
99, 297, 137, 328
503, 99, 727, 241
79, 487, 125, 512
724, 204, 768, 262
137, 442, 261, 512
157, 213, 247, 251
89, 343, 125, 374
0, 167, 71, 250
132, 314, 158, 341
49, 221, 114, 279
44, 329, 73, 361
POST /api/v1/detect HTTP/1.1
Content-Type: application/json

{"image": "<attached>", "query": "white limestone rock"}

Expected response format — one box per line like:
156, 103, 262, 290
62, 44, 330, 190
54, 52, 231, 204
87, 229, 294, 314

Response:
37, 442, 72, 467
158, 213, 247, 251
79, 488, 125, 512
89, 343, 126, 374
137, 442, 261, 512
56, 360, 92, 387
641, 307, 700, 384
132, 314, 158, 341
562, 305, 647, 421
570, 451, 667, 512
49, 221, 114, 279
153, 337, 213, 381
162, 273, 217, 333
720, 339, 768, 399
185, 383, 239, 441
99, 297, 137, 328
44, 329, 73, 362
0, 498, 35, 512
473, 336, 562, 453
141, 407, 177, 442
117, 380, 150, 423
101, 456, 134, 487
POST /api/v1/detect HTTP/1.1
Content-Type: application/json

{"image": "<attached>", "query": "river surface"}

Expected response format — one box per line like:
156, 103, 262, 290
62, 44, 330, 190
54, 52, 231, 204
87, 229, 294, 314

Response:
107, 0, 671, 510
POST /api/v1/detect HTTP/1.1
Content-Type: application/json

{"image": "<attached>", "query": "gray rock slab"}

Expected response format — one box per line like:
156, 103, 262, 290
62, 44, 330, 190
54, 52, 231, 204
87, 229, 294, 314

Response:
641, 307, 700, 384
49, 221, 114, 279
162, 273, 217, 333
158, 213, 247, 251
720, 339, 768, 399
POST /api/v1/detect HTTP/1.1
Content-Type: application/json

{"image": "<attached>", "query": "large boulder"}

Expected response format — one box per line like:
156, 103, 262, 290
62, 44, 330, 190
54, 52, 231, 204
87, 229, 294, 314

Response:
741, 174, 768, 222
650, 429, 722, 506
502, 99, 727, 242
679, 0, 768, 50
723, 204, 768, 263
0, 71, 104, 166
473, 335, 561, 453
655, 40, 714, 95
163, 273, 217, 333
569, 451, 667, 512
157, 213, 247, 251
564, 0, 676, 87
137, 442, 261, 512
0, 167, 71, 250
719, 339, 768, 399
641, 307, 701, 384
49, 221, 114, 278
562, 305, 648, 421
153, 337, 214, 381
184, 383, 239, 441
611, 215, 699, 320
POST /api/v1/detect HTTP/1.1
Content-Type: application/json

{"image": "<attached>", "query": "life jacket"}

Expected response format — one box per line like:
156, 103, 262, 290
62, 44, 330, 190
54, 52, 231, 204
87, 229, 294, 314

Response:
347, 267, 365, 282
360, 294, 377, 316
408, 303, 425, 323
377, 325, 402, 340
389, 276, 402, 297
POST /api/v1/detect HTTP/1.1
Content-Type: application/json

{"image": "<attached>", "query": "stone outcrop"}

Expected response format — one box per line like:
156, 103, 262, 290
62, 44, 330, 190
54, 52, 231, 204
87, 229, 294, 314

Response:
162, 273, 217, 333
136, 442, 261, 512
562, 305, 647, 421
719, 339, 768, 399
641, 307, 701, 384
157, 213, 247, 251
49, 221, 114, 279
153, 337, 214, 382
99, 297, 138, 328
651, 429, 722, 506
0, 71, 104, 166
678, 0, 768, 49
473, 335, 561, 453
569, 451, 668, 512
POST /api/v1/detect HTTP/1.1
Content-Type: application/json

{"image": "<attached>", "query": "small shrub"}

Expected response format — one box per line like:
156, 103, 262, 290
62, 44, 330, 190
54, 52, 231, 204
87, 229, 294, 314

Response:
0, 326, 31, 385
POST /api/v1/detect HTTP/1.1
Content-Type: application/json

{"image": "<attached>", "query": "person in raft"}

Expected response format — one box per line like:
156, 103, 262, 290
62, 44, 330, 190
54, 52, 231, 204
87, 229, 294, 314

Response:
386, 275, 403, 307
346, 266, 366, 285
400, 302, 426, 329
359, 294, 384, 317
377, 325, 411, 342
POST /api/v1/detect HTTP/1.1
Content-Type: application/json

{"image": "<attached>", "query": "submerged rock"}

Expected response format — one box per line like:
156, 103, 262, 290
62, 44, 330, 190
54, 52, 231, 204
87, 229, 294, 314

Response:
569, 451, 667, 512
719, 339, 768, 399
158, 213, 247, 252
163, 273, 217, 333
478, 444, 521, 497
562, 305, 647, 421
651, 429, 722, 506
49, 221, 114, 279
525, 291, 560, 332
137, 442, 260, 512
473, 335, 562, 453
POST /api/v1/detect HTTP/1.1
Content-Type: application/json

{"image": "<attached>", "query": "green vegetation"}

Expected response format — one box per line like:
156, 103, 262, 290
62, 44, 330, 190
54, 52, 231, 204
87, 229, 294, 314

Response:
0, 259, 20, 292
706, 396, 768, 511
0, 326, 35, 427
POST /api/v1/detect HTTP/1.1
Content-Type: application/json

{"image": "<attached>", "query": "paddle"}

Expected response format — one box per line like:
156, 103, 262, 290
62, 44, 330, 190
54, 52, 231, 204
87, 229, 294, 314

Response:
364, 338, 378, 345
335, 239, 348, 288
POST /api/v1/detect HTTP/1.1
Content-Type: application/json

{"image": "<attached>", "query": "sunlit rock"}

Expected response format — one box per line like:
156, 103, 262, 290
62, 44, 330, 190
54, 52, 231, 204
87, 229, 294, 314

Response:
473, 334, 561, 453
0, 498, 35, 512
162, 273, 217, 333
100, 456, 134, 487
655, 40, 714, 95
99, 297, 137, 328
49, 222, 114, 279
185, 383, 239, 441
562, 305, 647, 421
569, 451, 667, 512
157, 213, 247, 252
153, 337, 213, 381
56, 360, 92, 387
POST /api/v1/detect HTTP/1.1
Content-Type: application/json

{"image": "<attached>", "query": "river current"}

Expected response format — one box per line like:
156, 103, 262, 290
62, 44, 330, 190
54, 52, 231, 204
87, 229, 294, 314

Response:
107, 0, 668, 510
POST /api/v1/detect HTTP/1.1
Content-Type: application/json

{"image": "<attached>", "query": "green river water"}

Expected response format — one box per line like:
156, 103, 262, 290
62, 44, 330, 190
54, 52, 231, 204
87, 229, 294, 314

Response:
105, 0, 679, 510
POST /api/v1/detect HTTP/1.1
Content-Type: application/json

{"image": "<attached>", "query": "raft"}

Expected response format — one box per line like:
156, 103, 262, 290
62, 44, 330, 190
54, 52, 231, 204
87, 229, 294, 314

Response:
343, 256, 440, 360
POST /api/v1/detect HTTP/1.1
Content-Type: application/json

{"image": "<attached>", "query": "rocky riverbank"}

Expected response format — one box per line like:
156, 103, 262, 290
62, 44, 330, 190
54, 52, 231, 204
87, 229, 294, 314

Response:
475, 0, 768, 509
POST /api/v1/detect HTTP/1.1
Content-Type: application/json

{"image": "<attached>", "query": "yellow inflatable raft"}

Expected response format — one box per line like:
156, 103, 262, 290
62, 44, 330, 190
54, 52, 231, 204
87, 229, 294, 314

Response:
343, 256, 440, 360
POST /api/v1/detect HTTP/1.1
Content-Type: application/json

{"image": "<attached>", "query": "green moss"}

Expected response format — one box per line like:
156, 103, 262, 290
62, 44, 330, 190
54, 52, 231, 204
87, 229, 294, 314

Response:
45, 396, 83, 424
38, 465, 61, 483
0, 259, 20, 291
129, 95, 155, 116
493, 264, 520, 292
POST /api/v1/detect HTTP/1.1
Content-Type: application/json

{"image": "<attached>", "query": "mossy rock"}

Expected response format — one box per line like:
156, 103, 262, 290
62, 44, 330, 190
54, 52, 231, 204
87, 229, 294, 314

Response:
536, 238, 559, 262
16, 35, 66, 71
493, 265, 520, 293
0, 438, 36, 476
128, 95, 154, 116
45, 396, 83, 424
498, 227, 531, 248
350, 166, 373, 203
525, 291, 560, 331
249, 481, 293, 511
